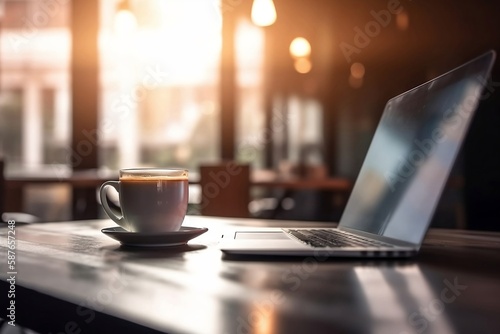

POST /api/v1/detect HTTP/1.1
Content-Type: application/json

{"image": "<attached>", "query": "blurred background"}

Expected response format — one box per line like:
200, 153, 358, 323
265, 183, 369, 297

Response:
0, 0, 499, 230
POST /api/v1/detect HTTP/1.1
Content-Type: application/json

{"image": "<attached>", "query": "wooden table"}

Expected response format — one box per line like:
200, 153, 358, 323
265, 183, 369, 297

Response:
1, 216, 499, 334
250, 170, 353, 191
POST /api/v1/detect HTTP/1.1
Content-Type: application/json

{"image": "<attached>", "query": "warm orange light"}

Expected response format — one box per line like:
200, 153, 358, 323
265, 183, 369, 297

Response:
396, 11, 410, 31
350, 62, 365, 79
289, 37, 311, 58
294, 58, 312, 74
251, 0, 277, 27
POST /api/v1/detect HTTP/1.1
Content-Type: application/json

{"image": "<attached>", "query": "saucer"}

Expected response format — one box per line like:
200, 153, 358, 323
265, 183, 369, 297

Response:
101, 226, 208, 247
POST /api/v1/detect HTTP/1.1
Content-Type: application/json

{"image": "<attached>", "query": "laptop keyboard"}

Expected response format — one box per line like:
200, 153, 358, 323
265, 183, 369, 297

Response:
286, 229, 393, 248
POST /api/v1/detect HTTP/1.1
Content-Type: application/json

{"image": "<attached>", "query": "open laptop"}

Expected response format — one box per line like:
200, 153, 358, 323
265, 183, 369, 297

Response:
219, 50, 496, 257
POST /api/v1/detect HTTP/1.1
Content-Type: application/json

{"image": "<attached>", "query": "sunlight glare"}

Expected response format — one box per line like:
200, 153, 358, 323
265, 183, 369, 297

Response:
114, 10, 137, 35
131, 0, 222, 85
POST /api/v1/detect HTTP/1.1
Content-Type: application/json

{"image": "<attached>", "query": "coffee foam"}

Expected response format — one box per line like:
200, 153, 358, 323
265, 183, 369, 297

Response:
120, 175, 188, 181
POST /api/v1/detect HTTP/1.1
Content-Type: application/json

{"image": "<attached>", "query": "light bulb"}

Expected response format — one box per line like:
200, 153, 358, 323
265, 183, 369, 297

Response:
251, 0, 277, 27
289, 37, 311, 58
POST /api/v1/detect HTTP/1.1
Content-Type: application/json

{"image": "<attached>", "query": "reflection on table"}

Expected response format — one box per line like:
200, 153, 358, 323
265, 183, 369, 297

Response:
1, 216, 499, 333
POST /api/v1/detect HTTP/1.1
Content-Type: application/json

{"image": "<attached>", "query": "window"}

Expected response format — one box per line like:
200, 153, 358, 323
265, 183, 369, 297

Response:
235, 18, 266, 168
98, 0, 221, 171
0, 0, 70, 173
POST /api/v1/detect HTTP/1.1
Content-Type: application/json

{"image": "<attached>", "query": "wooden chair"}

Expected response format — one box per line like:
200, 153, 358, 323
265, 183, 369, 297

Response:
0, 159, 39, 223
198, 162, 250, 218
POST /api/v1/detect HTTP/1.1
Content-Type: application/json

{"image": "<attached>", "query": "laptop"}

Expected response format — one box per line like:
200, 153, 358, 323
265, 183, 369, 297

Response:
219, 50, 496, 257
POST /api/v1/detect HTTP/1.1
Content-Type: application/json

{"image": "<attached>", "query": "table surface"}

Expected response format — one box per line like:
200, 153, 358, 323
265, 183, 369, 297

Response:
1, 216, 500, 334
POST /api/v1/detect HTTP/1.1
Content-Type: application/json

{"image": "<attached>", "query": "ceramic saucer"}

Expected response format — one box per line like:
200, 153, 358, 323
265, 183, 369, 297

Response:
101, 226, 208, 247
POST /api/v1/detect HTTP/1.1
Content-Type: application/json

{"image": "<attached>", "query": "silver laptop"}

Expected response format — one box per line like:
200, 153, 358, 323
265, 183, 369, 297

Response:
219, 50, 496, 257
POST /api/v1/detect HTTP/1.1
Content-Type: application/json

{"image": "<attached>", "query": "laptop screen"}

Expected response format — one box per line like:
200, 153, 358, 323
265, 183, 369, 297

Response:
339, 51, 495, 245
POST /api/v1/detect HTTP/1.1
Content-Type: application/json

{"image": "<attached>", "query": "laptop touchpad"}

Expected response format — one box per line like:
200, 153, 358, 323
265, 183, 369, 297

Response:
234, 232, 289, 240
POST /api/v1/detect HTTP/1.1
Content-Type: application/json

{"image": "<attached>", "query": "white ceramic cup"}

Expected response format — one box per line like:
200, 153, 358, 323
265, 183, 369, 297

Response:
99, 168, 189, 233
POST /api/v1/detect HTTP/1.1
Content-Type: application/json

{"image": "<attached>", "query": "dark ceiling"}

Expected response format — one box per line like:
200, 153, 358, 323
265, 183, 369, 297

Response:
269, 0, 500, 71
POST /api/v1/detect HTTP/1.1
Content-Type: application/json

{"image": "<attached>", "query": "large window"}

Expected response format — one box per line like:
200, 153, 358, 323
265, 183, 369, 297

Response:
98, 0, 221, 171
234, 18, 265, 167
233, 18, 324, 171
0, 0, 71, 173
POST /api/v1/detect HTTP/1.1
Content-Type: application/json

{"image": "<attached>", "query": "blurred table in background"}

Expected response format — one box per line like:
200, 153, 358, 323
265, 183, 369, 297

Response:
4, 169, 118, 220
250, 169, 352, 190
249, 170, 353, 220
5, 168, 353, 221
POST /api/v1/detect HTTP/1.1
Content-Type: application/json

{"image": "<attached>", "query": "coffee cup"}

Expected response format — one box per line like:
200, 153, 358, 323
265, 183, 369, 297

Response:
99, 168, 189, 233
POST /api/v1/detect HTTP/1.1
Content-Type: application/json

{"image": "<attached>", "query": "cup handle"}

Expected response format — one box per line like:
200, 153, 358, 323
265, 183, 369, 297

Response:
99, 181, 125, 228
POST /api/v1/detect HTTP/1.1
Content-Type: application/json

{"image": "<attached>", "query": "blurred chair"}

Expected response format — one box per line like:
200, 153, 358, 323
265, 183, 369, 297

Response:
0, 159, 40, 224
199, 162, 250, 218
